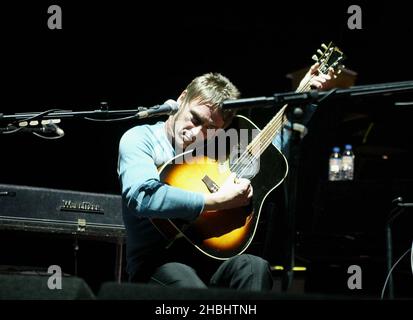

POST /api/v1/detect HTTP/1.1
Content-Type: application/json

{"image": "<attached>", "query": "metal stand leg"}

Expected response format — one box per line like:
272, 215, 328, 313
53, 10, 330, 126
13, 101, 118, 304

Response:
114, 238, 123, 283
385, 225, 394, 299
282, 107, 305, 292
73, 237, 79, 276
385, 199, 412, 298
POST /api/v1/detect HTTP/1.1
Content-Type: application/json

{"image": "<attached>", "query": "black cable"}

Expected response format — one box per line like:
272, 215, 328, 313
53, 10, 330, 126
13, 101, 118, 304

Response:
10, 109, 69, 125
0, 125, 22, 134
1, 109, 68, 137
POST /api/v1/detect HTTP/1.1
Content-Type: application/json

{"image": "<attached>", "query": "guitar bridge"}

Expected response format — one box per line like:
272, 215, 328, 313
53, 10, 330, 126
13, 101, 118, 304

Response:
201, 175, 220, 193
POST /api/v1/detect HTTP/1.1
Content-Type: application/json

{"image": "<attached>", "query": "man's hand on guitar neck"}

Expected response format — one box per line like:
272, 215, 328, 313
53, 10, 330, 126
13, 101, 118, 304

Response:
300, 62, 336, 91
203, 173, 253, 212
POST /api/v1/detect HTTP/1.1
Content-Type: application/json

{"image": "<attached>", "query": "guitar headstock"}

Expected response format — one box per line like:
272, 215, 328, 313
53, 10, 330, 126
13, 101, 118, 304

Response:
312, 42, 345, 75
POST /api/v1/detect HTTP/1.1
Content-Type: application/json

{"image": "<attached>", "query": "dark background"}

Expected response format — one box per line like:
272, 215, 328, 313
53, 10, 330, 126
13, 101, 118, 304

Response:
1, 2, 412, 297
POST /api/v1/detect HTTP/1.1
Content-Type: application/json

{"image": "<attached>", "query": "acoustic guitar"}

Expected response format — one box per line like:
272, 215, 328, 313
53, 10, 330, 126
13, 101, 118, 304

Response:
152, 42, 345, 260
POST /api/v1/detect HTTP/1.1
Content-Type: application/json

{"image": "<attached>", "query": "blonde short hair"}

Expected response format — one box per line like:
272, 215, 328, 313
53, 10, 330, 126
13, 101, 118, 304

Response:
182, 73, 240, 128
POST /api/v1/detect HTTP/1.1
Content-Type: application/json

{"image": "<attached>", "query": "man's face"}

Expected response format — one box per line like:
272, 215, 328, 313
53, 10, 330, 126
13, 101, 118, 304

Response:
170, 97, 225, 150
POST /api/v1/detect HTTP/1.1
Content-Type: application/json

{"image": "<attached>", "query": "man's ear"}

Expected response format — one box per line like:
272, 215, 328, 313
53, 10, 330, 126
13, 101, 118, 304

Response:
177, 90, 187, 104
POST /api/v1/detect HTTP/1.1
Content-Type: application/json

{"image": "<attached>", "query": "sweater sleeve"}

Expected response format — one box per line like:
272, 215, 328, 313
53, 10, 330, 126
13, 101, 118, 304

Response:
117, 126, 205, 221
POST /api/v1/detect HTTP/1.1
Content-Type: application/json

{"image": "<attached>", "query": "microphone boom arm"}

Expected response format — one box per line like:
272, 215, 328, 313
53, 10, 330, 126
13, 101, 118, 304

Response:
222, 80, 413, 111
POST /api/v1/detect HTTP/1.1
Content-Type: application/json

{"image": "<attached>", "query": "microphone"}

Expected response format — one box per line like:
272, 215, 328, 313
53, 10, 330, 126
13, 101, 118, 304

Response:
24, 123, 64, 136
43, 123, 65, 136
137, 99, 179, 119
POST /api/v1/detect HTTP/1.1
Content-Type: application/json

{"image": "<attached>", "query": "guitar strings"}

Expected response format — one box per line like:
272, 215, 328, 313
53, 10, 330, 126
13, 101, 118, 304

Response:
233, 63, 331, 179
232, 58, 334, 177
233, 74, 324, 179
242, 61, 334, 169
231, 59, 331, 179
233, 91, 307, 178
253, 57, 335, 158
231, 79, 313, 174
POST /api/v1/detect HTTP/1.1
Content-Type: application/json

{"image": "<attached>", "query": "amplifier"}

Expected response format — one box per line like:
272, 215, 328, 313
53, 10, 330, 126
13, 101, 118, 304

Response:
0, 184, 125, 241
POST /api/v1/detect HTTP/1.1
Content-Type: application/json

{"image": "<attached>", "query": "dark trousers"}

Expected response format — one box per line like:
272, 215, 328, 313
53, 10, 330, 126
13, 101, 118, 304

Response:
148, 254, 273, 291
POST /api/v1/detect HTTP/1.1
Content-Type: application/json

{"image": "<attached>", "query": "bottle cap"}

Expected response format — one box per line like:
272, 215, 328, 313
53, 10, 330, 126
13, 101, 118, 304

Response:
333, 147, 340, 153
345, 144, 352, 150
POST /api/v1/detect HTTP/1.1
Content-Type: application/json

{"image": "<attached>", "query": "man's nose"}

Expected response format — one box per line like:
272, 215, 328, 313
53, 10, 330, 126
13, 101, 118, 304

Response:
190, 125, 203, 139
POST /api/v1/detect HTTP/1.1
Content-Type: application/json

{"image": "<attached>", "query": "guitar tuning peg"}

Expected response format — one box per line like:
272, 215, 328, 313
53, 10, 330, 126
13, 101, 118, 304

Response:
321, 43, 328, 50
317, 49, 323, 56
312, 54, 319, 61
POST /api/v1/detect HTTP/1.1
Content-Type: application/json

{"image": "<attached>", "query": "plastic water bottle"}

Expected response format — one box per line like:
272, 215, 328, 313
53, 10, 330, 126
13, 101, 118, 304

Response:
342, 144, 355, 180
328, 147, 342, 181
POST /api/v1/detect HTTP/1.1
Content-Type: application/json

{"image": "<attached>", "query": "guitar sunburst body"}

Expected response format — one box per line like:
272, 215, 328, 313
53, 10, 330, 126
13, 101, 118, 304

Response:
153, 115, 288, 260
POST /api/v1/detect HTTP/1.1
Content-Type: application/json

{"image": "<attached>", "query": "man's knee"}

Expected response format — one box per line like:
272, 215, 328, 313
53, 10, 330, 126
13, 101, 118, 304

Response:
151, 262, 207, 288
161, 262, 198, 277
231, 254, 271, 271
216, 254, 273, 290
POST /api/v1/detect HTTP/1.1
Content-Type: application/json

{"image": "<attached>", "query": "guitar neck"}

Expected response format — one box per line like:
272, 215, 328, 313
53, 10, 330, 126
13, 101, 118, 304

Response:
232, 42, 345, 175
244, 80, 310, 159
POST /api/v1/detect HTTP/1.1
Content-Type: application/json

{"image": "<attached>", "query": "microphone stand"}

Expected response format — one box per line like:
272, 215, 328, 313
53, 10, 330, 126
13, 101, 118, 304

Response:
0, 102, 144, 122
0, 102, 173, 135
281, 104, 309, 292
222, 80, 413, 111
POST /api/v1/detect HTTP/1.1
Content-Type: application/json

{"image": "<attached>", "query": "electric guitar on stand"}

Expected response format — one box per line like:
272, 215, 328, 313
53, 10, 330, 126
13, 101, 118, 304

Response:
152, 42, 345, 260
